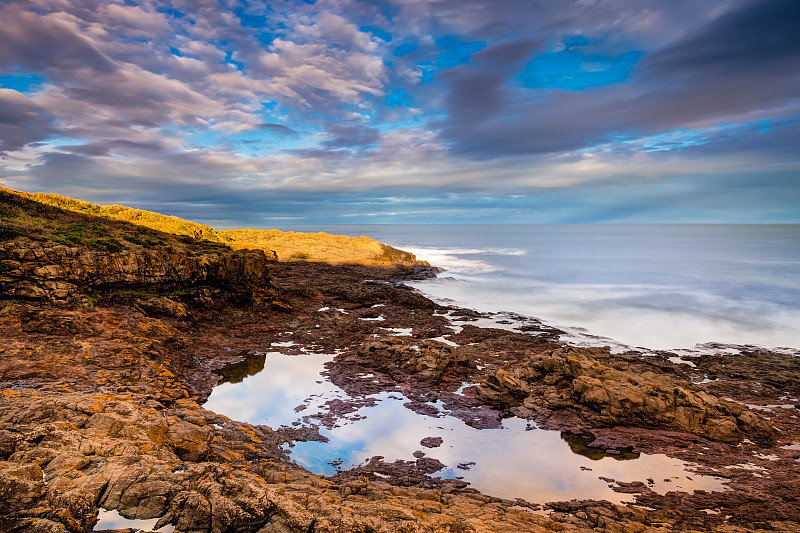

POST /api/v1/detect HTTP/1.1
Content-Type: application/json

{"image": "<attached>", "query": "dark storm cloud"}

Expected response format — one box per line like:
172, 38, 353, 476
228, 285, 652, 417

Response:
437, 0, 800, 158
59, 139, 167, 157
0, 90, 56, 153
645, 0, 800, 74
0, 4, 116, 75
626, 0, 800, 127
322, 125, 382, 148
258, 124, 298, 135
439, 39, 542, 120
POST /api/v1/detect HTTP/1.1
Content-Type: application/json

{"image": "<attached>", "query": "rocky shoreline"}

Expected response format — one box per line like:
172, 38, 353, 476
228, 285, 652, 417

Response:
1, 245, 799, 532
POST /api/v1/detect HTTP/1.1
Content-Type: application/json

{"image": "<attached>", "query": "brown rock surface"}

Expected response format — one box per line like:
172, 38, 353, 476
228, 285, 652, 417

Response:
0, 239, 271, 304
0, 211, 797, 533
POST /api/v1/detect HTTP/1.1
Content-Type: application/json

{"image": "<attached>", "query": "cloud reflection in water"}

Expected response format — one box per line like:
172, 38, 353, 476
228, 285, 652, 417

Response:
204, 351, 728, 503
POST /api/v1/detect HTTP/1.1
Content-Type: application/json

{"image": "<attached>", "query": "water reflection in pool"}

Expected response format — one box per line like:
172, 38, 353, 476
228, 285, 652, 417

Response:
204, 350, 727, 504
93, 509, 174, 532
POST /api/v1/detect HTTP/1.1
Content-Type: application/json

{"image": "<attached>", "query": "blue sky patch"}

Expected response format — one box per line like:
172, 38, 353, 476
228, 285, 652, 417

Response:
385, 89, 411, 107
416, 36, 486, 82
519, 49, 641, 90
0, 71, 47, 93
394, 43, 417, 57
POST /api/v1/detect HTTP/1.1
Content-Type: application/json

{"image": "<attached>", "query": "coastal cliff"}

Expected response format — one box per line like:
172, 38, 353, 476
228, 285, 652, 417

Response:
0, 188, 798, 533
0, 240, 271, 304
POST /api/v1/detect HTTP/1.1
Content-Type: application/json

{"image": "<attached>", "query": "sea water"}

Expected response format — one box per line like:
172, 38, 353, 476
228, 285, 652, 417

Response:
204, 224, 797, 503
277, 224, 800, 351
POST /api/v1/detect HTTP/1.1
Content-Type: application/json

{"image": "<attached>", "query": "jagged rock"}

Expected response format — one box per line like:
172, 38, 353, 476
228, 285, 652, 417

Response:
168, 421, 213, 462
357, 338, 472, 381
0, 240, 270, 304
479, 368, 529, 401
524, 346, 776, 444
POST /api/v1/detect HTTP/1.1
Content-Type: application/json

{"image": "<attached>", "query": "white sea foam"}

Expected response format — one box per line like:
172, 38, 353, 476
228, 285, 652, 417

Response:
413, 276, 800, 350
391, 225, 800, 352
401, 246, 525, 275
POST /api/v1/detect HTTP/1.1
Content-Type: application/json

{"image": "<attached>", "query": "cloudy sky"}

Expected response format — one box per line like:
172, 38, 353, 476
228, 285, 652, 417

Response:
0, 0, 798, 226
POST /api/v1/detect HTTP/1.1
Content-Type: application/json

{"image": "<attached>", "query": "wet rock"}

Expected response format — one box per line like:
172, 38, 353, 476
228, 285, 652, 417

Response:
415, 457, 446, 474
420, 436, 443, 448
357, 338, 473, 382
511, 346, 777, 444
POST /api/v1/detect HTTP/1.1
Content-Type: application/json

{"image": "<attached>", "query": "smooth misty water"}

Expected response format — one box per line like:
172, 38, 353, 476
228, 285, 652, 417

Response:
276, 224, 800, 351
204, 224, 797, 503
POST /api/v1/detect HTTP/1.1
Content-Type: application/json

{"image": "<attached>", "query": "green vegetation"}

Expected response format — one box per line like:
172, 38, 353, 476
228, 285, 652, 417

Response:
99, 287, 198, 300
82, 290, 99, 311
48, 222, 125, 252
0, 225, 20, 240
24, 189, 232, 244
0, 186, 423, 266
0, 298, 18, 309
0, 186, 232, 255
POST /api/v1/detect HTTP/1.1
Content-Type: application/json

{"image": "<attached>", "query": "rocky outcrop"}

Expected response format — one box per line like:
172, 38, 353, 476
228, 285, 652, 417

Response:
0, 258, 796, 532
510, 346, 776, 444
358, 338, 474, 382
0, 239, 271, 303
0, 390, 559, 533
352, 337, 775, 444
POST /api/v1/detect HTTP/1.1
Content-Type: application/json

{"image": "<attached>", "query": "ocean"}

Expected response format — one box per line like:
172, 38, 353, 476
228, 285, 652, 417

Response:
205, 223, 798, 502
276, 224, 800, 352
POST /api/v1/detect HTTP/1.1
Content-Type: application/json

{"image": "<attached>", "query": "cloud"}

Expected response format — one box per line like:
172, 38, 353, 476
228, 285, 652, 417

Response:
258, 123, 298, 135
436, 0, 800, 158
631, 0, 800, 125
0, 0, 797, 224
0, 89, 57, 153
322, 125, 382, 148
245, 38, 387, 110
0, 4, 116, 75
645, 0, 800, 74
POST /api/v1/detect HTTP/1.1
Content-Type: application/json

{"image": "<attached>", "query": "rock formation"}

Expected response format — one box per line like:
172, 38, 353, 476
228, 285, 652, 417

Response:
0, 188, 797, 533
0, 240, 271, 304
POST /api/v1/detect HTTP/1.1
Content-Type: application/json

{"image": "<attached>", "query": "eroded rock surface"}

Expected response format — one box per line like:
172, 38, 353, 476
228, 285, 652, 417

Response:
0, 253, 797, 533
0, 239, 271, 305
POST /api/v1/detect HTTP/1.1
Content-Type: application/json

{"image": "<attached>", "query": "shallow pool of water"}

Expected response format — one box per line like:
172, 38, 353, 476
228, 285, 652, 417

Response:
204, 349, 728, 504
93, 509, 174, 532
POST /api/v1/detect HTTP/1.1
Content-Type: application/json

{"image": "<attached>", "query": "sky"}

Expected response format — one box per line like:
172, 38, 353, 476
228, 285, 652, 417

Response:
0, 0, 798, 226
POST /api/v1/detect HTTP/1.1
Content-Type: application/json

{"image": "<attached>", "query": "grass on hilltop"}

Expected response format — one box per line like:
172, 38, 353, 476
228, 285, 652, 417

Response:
0, 186, 423, 265
0, 186, 229, 256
